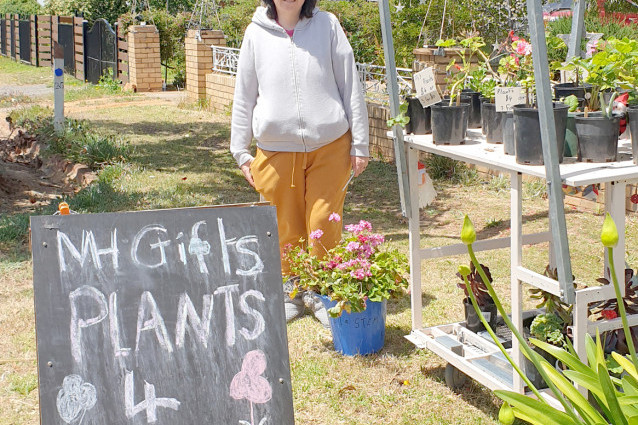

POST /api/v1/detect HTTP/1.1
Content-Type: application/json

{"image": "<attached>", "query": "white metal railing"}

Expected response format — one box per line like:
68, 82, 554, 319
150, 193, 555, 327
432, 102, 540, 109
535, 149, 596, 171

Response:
210, 46, 413, 104
212, 45, 240, 75
357, 63, 413, 105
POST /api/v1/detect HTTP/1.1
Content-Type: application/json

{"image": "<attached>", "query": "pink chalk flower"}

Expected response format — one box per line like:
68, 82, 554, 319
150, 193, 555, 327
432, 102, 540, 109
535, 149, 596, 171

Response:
329, 212, 341, 222
309, 229, 324, 240
230, 350, 272, 425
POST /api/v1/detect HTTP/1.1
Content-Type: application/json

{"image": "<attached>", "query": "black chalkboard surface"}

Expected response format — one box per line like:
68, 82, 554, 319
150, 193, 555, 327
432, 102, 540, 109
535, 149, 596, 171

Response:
30, 204, 295, 425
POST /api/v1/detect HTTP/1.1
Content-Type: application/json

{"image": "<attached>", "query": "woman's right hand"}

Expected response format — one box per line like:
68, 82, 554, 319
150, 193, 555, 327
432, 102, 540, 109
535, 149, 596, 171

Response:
240, 160, 255, 188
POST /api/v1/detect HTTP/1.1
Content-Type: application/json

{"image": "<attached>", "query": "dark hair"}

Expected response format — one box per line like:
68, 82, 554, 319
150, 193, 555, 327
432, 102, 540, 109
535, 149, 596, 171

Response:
263, 0, 317, 21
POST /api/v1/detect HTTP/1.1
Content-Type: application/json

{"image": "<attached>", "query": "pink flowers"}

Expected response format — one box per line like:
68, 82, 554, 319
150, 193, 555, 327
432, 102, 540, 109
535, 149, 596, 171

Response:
309, 229, 323, 240
329, 212, 341, 222
514, 40, 532, 56
345, 220, 373, 233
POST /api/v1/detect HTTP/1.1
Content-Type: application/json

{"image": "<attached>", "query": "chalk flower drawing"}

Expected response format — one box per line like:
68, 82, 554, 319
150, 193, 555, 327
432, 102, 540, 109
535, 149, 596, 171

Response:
230, 350, 272, 425
56, 375, 97, 424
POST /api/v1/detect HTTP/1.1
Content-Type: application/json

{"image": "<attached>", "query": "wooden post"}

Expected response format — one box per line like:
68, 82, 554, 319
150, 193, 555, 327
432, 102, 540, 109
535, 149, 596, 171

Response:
53, 41, 64, 134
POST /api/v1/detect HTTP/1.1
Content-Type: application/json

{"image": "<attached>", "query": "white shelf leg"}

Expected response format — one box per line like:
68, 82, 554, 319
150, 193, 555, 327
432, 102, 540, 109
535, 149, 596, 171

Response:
511, 171, 524, 393
408, 146, 423, 331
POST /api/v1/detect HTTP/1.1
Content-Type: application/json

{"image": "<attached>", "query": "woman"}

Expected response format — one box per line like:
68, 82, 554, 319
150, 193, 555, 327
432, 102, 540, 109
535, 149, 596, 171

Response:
230, 0, 370, 325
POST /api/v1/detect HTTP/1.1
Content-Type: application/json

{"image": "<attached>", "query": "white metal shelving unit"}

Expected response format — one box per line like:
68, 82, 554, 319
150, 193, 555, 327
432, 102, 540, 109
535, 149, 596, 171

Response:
403, 130, 638, 394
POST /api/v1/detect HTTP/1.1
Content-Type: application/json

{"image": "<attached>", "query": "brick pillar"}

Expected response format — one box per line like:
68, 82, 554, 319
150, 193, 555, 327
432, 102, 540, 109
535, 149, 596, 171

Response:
127, 25, 162, 92
185, 29, 226, 100
413, 47, 479, 95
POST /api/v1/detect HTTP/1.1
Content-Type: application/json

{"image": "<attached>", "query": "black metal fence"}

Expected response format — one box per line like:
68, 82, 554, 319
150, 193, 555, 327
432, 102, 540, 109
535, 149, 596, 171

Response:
18, 19, 31, 64
1, 15, 129, 84
85, 19, 116, 84
57, 21, 74, 74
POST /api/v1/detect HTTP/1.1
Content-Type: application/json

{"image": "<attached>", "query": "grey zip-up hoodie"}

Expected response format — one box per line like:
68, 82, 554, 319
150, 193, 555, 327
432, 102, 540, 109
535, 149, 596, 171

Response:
230, 6, 369, 167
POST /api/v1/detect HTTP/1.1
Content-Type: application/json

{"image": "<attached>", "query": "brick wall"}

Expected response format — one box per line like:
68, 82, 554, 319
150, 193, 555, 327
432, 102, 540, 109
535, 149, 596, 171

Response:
127, 25, 162, 92
206, 72, 234, 111
185, 29, 226, 100
367, 103, 395, 162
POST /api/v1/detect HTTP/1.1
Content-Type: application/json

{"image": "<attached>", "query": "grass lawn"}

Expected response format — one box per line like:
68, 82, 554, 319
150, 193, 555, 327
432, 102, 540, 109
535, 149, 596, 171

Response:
2, 59, 638, 425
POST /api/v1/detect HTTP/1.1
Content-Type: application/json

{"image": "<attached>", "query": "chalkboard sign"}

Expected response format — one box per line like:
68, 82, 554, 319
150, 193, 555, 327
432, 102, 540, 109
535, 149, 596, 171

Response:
30, 205, 295, 425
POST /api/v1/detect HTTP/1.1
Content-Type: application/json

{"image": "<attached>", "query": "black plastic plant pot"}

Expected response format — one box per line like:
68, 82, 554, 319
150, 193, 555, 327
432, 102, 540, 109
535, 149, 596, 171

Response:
431, 102, 470, 145
513, 103, 569, 165
503, 112, 515, 155
463, 298, 497, 333
629, 107, 638, 165
481, 102, 505, 144
574, 112, 621, 163
564, 113, 578, 158
406, 96, 432, 135
479, 96, 492, 134
553, 82, 593, 100
461, 89, 482, 129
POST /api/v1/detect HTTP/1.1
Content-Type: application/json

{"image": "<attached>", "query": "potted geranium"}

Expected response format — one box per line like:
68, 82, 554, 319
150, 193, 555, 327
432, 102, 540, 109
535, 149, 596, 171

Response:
284, 215, 409, 356
431, 36, 486, 145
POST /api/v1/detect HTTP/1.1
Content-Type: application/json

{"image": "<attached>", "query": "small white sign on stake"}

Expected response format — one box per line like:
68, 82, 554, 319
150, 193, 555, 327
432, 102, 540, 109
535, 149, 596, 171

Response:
413, 67, 441, 108
495, 87, 526, 112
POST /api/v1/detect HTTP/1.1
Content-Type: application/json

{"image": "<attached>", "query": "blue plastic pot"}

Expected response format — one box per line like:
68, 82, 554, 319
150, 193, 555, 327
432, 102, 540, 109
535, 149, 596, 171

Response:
318, 295, 387, 356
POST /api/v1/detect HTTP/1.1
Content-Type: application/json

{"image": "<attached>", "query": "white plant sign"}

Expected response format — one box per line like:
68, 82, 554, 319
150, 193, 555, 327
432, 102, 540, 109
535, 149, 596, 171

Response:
413, 67, 441, 108
495, 87, 526, 112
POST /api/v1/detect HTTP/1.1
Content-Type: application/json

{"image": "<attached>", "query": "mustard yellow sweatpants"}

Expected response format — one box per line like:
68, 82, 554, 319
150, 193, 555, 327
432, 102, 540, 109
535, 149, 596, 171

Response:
250, 131, 352, 276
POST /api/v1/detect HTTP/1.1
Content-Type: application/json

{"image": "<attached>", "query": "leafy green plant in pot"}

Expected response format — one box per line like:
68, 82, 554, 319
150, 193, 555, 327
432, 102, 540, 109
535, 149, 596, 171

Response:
461, 213, 638, 425
430, 36, 485, 145
456, 262, 496, 333
525, 313, 568, 389
285, 216, 409, 356
574, 91, 621, 163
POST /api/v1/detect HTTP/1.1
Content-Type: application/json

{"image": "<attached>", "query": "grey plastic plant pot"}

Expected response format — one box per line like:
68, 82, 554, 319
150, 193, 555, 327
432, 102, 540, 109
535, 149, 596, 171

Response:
513, 103, 568, 165
406, 96, 432, 135
430, 102, 470, 145
628, 107, 638, 165
481, 102, 505, 144
503, 112, 515, 155
574, 112, 621, 163
461, 89, 482, 129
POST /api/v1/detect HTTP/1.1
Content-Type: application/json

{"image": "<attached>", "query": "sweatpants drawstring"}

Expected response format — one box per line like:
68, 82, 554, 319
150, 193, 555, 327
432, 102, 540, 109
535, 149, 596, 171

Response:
291, 152, 297, 188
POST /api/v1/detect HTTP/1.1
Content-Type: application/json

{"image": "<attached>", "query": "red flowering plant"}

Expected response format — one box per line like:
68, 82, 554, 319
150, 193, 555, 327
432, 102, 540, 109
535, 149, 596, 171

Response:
497, 31, 535, 97
283, 214, 409, 317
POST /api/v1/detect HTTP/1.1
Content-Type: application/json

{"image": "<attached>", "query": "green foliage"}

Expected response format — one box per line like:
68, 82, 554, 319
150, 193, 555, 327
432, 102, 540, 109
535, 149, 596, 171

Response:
218, 0, 261, 48
530, 313, 566, 348
463, 214, 638, 425
8, 373, 38, 396
0, 213, 30, 244
563, 94, 580, 112
44, 0, 125, 23
9, 107, 130, 169
285, 219, 409, 317
0, 0, 40, 15
97, 68, 121, 93
422, 153, 477, 183
386, 102, 409, 128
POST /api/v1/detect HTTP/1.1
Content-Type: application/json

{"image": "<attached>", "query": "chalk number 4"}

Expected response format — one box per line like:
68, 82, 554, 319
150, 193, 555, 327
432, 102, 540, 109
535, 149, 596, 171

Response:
124, 370, 180, 423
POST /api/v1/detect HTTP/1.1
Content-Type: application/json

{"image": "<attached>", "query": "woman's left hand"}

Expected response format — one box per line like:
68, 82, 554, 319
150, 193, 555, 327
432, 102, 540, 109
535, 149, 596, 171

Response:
351, 156, 369, 177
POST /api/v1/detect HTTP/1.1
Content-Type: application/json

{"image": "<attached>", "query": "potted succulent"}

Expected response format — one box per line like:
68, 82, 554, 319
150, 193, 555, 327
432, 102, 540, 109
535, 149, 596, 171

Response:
431, 36, 486, 145
284, 215, 409, 356
525, 312, 568, 389
456, 261, 497, 333
589, 267, 638, 355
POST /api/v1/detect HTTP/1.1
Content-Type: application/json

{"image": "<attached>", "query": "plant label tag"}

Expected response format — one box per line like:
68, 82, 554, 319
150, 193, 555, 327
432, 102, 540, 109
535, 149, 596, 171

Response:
413, 67, 441, 108
495, 87, 526, 112
481, 312, 491, 321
